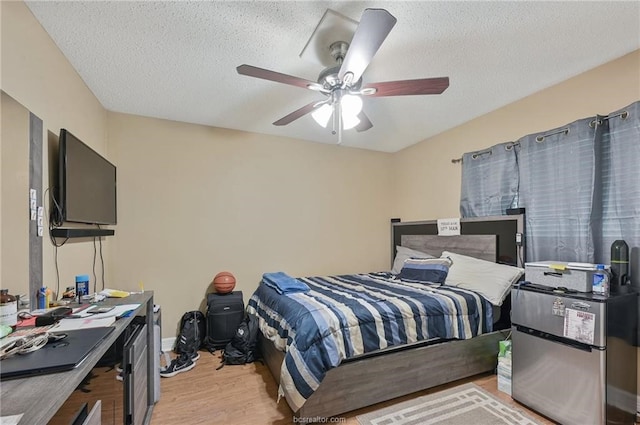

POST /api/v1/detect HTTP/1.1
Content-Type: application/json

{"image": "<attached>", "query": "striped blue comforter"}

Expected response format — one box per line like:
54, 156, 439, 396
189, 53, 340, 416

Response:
246, 272, 493, 412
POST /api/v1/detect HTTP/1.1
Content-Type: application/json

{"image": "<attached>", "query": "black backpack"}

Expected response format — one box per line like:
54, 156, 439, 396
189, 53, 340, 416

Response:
175, 311, 206, 355
217, 314, 260, 368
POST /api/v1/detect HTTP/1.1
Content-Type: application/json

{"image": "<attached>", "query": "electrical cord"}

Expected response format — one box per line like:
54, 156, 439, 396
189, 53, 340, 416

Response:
45, 188, 67, 301
45, 187, 62, 228
93, 237, 98, 295
98, 225, 105, 291
0, 332, 56, 360
17, 311, 34, 324
46, 188, 66, 247
517, 245, 524, 268
504, 244, 525, 342
507, 280, 530, 341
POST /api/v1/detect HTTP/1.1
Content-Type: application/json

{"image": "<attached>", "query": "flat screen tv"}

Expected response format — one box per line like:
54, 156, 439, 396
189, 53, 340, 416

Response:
58, 128, 117, 225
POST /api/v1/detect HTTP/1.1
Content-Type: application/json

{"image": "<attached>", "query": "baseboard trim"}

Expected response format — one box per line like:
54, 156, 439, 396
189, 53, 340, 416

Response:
162, 337, 175, 353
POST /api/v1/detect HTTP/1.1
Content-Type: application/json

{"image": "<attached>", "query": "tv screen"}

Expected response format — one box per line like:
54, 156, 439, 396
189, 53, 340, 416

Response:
59, 129, 117, 225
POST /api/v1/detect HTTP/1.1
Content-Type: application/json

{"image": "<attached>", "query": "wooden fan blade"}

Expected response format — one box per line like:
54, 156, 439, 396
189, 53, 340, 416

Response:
355, 111, 373, 132
273, 101, 323, 126
338, 9, 396, 84
364, 77, 450, 97
237, 64, 321, 90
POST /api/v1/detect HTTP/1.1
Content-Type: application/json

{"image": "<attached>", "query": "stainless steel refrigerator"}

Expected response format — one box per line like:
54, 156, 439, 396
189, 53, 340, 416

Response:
511, 284, 637, 425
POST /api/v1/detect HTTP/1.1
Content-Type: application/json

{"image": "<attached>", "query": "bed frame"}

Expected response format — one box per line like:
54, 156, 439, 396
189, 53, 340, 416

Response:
261, 214, 524, 418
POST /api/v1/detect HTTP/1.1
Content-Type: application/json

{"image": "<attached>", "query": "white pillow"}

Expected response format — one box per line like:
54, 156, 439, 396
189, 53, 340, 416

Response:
392, 246, 434, 275
442, 250, 524, 306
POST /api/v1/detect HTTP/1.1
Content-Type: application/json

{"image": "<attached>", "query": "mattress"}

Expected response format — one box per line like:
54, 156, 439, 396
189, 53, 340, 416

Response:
247, 272, 493, 411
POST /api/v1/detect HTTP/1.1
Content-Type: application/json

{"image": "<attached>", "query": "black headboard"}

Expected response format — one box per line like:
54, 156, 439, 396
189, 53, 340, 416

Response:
391, 214, 525, 268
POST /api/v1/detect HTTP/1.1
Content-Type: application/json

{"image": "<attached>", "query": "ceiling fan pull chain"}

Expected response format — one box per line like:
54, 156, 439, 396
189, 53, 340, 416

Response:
337, 102, 344, 145
331, 102, 338, 136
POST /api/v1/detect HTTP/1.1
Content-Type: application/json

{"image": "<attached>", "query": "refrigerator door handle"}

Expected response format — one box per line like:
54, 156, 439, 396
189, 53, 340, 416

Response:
514, 325, 596, 351
570, 301, 592, 311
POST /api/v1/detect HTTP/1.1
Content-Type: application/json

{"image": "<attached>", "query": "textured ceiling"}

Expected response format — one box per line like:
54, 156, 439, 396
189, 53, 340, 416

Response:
25, 1, 640, 152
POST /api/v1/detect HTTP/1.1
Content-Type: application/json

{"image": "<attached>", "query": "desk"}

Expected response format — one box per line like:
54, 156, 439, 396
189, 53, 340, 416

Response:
0, 292, 157, 425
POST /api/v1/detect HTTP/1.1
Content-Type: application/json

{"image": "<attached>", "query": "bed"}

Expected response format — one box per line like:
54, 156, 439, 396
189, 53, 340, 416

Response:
248, 214, 524, 418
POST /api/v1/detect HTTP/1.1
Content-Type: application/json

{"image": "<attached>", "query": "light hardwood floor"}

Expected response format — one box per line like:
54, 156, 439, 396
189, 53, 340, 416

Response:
150, 350, 556, 425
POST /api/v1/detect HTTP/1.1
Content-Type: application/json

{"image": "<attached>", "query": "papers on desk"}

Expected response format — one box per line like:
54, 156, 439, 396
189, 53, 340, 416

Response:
53, 316, 116, 331
0, 304, 141, 345
51, 304, 141, 332
99, 288, 130, 298
72, 303, 141, 318
0, 414, 24, 425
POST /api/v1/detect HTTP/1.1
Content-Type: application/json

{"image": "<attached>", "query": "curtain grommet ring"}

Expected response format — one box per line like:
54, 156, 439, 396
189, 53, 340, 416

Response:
589, 119, 602, 128
538, 127, 569, 142
471, 150, 492, 160
621, 111, 629, 120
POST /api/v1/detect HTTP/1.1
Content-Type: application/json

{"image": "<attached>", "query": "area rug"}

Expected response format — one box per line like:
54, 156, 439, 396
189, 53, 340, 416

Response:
356, 383, 540, 425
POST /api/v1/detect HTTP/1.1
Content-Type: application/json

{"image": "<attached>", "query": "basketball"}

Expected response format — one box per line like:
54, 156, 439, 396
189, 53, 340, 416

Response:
212, 271, 236, 294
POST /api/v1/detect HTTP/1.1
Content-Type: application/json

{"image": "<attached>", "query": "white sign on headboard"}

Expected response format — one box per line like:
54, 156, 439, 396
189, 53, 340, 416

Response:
437, 218, 461, 236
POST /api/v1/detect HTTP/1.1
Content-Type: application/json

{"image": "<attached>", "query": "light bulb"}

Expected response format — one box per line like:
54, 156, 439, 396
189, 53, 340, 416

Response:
311, 104, 333, 128
341, 94, 363, 117
342, 113, 360, 130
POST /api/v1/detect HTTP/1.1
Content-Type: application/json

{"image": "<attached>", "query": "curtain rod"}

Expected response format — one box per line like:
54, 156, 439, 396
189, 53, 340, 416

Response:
590, 110, 629, 127
451, 109, 631, 163
535, 128, 569, 142
451, 141, 519, 164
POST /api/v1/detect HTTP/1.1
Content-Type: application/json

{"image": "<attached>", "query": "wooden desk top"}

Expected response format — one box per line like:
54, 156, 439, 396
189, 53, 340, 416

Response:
0, 292, 153, 425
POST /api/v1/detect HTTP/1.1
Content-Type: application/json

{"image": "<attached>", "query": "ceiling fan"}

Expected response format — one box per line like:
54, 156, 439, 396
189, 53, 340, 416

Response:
237, 8, 449, 143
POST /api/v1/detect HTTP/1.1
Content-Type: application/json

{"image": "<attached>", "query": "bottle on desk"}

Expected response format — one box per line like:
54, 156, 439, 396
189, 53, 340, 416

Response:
0, 289, 17, 329
38, 287, 52, 309
592, 265, 609, 296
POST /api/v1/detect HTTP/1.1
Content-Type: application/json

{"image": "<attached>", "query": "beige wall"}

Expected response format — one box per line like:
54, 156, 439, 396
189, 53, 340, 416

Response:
392, 49, 640, 221
1, 1, 109, 301
1, 92, 30, 296
107, 113, 392, 335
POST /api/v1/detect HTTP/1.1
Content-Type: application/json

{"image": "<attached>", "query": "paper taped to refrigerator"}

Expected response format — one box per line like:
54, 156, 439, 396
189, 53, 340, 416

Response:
563, 308, 595, 345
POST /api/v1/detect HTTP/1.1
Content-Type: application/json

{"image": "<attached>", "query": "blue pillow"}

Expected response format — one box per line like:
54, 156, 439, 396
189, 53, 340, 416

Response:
399, 257, 452, 284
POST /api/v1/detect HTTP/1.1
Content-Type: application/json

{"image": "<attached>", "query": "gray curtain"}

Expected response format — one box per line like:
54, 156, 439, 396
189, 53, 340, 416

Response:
515, 117, 597, 262
459, 100, 640, 265
598, 102, 640, 267
460, 142, 519, 217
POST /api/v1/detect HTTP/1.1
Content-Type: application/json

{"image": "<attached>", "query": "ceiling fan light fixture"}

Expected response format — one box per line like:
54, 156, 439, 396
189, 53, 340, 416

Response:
341, 94, 363, 117
312, 103, 333, 128
238, 9, 449, 137
342, 112, 361, 130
